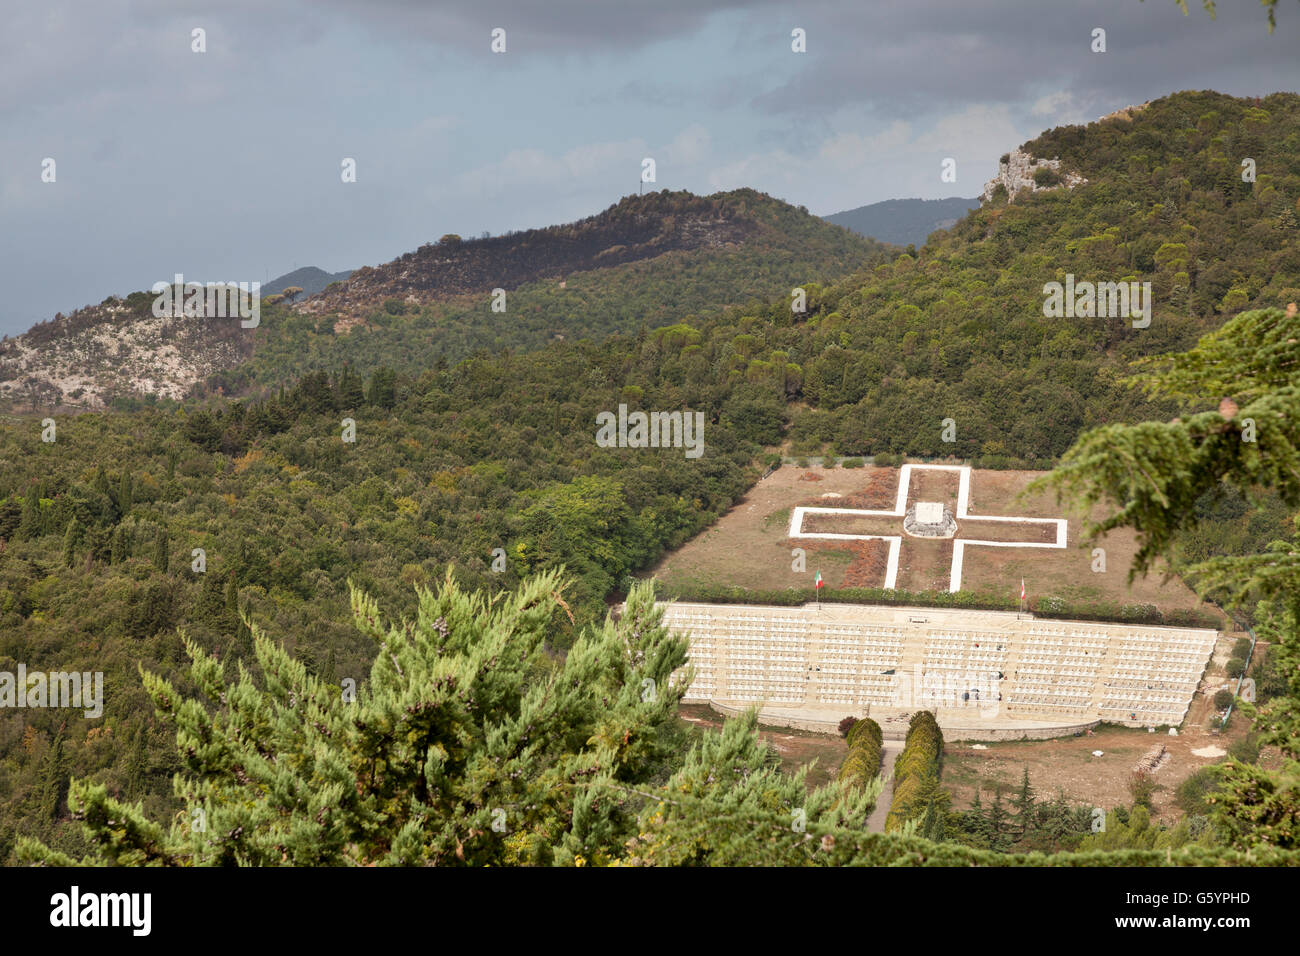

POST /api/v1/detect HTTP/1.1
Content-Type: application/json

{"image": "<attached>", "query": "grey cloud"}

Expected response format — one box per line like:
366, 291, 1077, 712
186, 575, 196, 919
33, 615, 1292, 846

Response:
748, 1, 1297, 118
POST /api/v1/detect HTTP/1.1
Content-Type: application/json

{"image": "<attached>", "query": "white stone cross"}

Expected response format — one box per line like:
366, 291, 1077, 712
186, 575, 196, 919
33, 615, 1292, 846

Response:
788, 464, 1067, 592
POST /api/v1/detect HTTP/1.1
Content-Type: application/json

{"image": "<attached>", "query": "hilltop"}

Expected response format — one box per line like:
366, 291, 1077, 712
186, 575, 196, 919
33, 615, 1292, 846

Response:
264, 266, 354, 298
0, 189, 887, 409
823, 196, 981, 247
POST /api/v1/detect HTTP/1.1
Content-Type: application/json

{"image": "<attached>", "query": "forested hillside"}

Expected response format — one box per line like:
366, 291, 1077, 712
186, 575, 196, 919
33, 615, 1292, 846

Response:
2, 90, 1298, 861
0, 189, 887, 410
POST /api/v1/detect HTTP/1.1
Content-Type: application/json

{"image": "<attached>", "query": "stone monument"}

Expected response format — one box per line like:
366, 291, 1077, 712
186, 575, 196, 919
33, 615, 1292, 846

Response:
903, 501, 957, 538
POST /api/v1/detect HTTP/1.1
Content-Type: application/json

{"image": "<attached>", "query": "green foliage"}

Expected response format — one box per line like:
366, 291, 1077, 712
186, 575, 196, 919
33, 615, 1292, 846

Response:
1041, 277, 1300, 852
1033, 166, 1063, 187
838, 717, 883, 811
886, 711, 944, 832
15, 575, 878, 866
1128, 770, 1157, 810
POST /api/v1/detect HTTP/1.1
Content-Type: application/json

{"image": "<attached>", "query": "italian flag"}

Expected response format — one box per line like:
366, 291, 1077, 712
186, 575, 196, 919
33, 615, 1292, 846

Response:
1020, 578, 1026, 601
815, 571, 824, 589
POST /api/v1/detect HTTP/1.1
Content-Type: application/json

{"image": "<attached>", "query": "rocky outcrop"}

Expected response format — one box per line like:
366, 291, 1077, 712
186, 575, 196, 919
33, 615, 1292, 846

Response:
0, 298, 252, 410
980, 148, 1088, 204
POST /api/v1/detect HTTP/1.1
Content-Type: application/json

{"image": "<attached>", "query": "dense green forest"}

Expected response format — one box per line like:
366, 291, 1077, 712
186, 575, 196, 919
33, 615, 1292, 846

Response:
2, 91, 1299, 862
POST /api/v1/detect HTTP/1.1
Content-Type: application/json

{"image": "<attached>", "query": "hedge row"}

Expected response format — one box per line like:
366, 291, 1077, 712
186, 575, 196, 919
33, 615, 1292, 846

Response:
838, 717, 884, 791
885, 711, 944, 833
655, 583, 1223, 630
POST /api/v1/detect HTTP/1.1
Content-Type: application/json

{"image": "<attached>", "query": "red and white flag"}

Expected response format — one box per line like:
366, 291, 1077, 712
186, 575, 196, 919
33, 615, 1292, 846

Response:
1020, 578, 1026, 601
815, 571, 824, 589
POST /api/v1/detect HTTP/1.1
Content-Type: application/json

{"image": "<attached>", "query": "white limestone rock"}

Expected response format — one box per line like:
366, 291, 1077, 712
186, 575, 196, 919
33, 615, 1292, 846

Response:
980, 147, 1088, 204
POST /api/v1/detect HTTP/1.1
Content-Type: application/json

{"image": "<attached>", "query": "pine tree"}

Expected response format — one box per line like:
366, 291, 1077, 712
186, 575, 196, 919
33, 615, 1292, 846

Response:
1038, 306, 1300, 850
1012, 766, 1037, 839
987, 785, 1010, 852
14, 573, 877, 867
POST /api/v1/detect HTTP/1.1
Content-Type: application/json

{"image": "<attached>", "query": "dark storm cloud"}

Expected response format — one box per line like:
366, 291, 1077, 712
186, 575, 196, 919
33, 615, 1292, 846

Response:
314, 0, 782, 52
329, 0, 1296, 113
746, 1, 1297, 118
2, 0, 1296, 335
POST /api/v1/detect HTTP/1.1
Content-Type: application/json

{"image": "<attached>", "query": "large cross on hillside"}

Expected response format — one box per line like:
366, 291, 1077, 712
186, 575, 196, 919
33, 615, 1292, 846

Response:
788, 464, 1067, 592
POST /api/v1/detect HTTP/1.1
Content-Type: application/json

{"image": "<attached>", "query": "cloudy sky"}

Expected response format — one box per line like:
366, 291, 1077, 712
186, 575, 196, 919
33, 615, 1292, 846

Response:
1, 0, 1296, 335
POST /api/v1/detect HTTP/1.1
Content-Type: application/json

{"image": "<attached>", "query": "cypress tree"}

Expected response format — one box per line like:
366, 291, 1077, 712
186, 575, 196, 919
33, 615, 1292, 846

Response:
124, 727, 148, 797
116, 471, 133, 515
62, 517, 80, 569
37, 731, 69, 822
192, 568, 224, 629
338, 365, 364, 410
224, 573, 239, 628
153, 527, 169, 574
1013, 766, 1037, 839
987, 785, 1010, 851
17, 486, 40, 540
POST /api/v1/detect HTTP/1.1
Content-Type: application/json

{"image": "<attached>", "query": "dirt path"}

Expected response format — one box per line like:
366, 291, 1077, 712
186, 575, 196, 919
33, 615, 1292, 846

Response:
867, 741, 902, 832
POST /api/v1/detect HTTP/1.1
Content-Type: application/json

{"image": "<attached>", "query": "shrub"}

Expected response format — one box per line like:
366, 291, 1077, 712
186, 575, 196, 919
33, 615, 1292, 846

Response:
1256, 645, 1289, 703
841, 458, 864, 469
1036, 595, 1066, 615
1228, 732, 1261, 764
847, 717, 883, 749
1033, 166, 1063, 187
886, 711, 943, 831
1213, 689, 1234, 710
838, 716, 858, 738
838, 717, 884, 796
1128, 770, 1156, 810
795, 458, 809, 469
1225, 657, 1247, 679
1175, 766, 1222, 815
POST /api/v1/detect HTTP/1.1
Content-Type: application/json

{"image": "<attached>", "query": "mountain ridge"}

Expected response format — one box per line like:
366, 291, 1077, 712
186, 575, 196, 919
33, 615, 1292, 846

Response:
823, 196, 981, 247
0, 188, 887, 410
